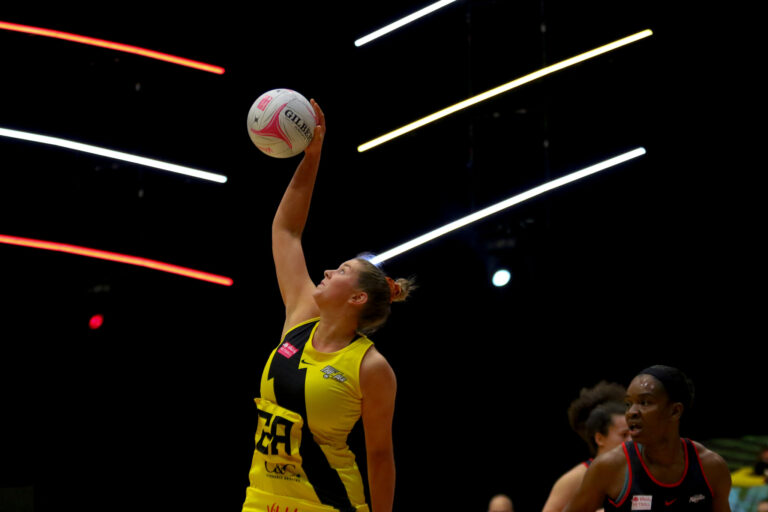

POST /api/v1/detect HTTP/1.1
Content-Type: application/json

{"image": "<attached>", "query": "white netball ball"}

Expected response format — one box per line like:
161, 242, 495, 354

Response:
246, 89, 317, 158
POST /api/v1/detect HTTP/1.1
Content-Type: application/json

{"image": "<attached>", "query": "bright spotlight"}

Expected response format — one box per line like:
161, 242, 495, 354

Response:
492, 269, 512, 287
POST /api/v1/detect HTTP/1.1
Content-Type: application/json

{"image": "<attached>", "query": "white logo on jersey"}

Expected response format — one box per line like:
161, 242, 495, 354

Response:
631, 495, 653, 510
689, 494, 706, 504
321, 365, 347, 382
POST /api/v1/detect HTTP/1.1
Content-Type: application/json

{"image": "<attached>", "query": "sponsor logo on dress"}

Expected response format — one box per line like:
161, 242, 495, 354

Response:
267, 503, 297, 512
632, 495, 653, 510
321, 365, 347, 382
689, 494, 706, 504
665, 499, 677, 506
264, 462, 301, 482
277, 342, 298, 358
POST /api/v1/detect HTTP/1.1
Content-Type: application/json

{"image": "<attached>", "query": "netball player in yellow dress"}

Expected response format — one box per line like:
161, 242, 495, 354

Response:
241, 100, 414, 512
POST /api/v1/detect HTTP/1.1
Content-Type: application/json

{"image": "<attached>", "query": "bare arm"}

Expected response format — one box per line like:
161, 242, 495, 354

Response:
271, 100, 326, 332
542, 464, 588, 512
564, 449, 627, 512
695, 442, 732, 512
360, 347, 397, 512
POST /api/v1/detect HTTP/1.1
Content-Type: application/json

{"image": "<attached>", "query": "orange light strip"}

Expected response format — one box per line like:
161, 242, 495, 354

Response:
0, 234, 233, 286
0, 20, 225, 75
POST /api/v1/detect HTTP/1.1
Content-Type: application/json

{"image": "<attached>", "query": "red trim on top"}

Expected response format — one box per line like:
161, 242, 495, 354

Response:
690, 439, 715, 497
608, 442, 634, 507
635, 438, 689, 487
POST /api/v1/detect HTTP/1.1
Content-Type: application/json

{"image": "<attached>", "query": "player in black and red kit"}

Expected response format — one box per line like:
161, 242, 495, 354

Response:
543, 382, 630, 512
563, 365, 731, 512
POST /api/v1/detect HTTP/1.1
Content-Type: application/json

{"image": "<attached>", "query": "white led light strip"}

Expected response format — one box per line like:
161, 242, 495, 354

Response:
370, 147, 646, 265
355, 0, 457, 47
0, 127, 228, 183
358, 30, 653, 152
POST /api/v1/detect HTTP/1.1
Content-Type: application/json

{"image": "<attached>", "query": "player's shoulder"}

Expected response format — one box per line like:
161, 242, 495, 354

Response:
581, 443, 631, 499
588, 443, 630, 477
361, 345, 394, 374
360, 346, 396, 389
555, 462, 590, 488
690, 440, 730, 479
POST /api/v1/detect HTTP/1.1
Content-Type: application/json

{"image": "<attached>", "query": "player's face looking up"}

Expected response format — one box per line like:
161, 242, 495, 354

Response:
313, 260, 365, 307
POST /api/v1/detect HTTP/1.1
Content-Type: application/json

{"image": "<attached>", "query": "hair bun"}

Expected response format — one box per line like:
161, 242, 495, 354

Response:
389, 277, 414, 303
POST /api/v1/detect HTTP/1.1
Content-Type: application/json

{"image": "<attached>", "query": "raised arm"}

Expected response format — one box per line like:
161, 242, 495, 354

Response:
272, 100, 326, 332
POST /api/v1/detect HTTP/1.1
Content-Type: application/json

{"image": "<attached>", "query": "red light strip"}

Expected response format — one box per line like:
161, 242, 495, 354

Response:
0, 234, 233, 286
0, 20, 225, 75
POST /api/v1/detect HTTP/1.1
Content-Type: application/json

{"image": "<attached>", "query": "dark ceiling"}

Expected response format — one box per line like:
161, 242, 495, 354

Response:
0, 2, 763, 511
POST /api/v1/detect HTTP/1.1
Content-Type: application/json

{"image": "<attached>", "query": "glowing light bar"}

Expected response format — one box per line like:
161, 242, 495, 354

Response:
0, 234, 233, 286
370, 147, 646, 265
0, 20, 225, 74
0, 127, 228, 183
355, 0, 457, 47
358, 30, 653, 152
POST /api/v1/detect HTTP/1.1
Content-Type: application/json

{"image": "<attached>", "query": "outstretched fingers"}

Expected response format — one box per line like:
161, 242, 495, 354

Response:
304, 99, 326, 157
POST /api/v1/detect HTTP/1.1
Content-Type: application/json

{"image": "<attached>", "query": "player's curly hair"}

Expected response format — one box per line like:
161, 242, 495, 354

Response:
354, 255, 416, 336
567, 381, 626, 455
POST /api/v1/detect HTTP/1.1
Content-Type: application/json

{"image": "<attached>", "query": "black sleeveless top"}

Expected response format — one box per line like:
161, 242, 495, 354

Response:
605, 439, 713, 512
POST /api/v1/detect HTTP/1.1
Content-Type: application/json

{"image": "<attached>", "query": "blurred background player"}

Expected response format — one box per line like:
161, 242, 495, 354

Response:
730, 446, 768, 512
489, 494, 515, 512
542, 381, 631, 512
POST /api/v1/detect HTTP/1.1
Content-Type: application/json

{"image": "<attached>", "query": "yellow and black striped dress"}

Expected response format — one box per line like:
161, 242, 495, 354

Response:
242, 318, 373, 512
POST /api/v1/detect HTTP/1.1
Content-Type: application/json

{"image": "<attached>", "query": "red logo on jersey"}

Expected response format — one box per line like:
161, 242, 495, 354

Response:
277, 342, 298, 358
267, 503, 297, 512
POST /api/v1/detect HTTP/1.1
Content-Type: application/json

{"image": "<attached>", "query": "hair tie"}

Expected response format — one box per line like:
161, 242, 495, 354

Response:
385, 277, 400, 303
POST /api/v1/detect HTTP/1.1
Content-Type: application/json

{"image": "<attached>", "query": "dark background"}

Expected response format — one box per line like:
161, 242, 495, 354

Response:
0, 2, 763, 511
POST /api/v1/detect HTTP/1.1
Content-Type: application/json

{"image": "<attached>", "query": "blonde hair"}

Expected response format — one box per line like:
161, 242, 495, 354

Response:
354, 256, 415, 335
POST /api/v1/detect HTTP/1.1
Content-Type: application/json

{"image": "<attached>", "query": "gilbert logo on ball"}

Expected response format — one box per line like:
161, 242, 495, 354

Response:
247, 89, 317, 158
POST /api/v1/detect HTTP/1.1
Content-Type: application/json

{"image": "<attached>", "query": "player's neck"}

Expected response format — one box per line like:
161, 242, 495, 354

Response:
313, 316, 358, 352
639, 436, 683, 466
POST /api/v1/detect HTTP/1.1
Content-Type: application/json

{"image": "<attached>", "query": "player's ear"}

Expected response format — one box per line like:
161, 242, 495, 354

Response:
350, 291, 368, 306
669, 402, 684, 421
595, 431, 607, 449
